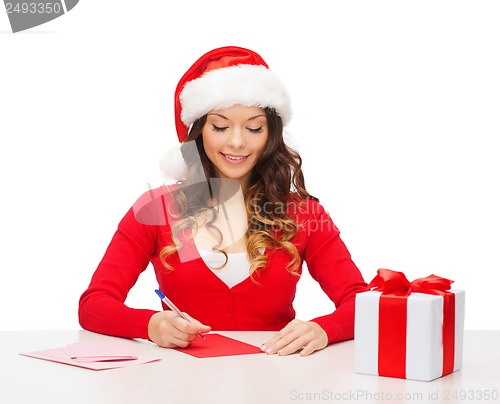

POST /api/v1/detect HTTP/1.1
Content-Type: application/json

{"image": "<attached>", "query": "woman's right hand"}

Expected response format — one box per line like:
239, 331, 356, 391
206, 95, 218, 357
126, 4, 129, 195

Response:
148, 311, 211, 348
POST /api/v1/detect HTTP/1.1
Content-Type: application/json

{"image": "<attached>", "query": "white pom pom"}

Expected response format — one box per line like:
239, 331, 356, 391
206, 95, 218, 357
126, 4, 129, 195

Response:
284, 130, 300, 152
159, 145, 188, 183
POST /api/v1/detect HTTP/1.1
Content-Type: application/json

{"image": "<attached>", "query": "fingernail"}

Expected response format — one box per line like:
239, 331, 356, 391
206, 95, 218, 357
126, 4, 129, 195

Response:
266, 348, 273, 354
260, 344, 267, 352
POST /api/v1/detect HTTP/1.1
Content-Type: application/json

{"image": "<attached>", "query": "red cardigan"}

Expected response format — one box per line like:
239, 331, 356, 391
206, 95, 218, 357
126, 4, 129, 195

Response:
79, 188, 368, 344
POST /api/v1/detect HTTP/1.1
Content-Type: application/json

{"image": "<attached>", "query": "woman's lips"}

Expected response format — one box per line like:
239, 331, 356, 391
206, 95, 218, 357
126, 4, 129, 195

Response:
220, 152, 249, 164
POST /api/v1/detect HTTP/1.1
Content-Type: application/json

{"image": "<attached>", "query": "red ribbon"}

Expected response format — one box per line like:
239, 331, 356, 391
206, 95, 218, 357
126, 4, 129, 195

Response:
368, 268, 456, 379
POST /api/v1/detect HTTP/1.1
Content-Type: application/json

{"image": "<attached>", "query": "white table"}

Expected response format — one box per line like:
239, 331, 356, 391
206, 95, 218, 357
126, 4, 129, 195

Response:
1, 330, 499, 404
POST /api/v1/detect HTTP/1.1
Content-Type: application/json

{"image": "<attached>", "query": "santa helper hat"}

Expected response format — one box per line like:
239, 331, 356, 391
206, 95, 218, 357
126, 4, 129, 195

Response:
162, 46, 292, 181
175, 46, 292, 142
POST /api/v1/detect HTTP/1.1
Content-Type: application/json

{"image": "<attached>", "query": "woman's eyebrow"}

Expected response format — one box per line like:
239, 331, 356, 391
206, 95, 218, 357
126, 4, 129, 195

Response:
207, 113, 266, 122
207, 112, 228, 119
247, 114, 266, 122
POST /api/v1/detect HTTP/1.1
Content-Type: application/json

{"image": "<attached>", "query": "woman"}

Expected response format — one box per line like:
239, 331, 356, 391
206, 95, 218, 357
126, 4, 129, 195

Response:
79, 46, 367, 357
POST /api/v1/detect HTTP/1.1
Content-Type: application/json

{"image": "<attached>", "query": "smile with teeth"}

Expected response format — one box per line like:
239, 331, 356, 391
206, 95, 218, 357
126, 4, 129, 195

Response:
221, 153, 249, 163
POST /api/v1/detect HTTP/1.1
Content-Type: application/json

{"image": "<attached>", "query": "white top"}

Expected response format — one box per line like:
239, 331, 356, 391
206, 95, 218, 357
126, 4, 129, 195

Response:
198, 249, 250, 288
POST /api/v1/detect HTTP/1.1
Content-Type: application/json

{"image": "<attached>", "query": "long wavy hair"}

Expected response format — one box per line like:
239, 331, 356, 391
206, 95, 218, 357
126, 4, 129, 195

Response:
159, 107, 317, 277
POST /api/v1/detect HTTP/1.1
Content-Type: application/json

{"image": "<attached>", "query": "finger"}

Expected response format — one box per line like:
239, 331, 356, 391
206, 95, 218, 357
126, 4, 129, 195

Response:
276, 335, 308, 356
297, 324, 328, 356
183, 313, 212, 333
169, 335, 195, 349
150, 311, 205, 348
264, 328, 303, 355
299, 341, 321, 357
153, 326, 193, 349
298, 323, 328, 356
276, 329, 325, 356
262, 321, 298, 350
261, 332, 282, 352
171, 315, 206, 338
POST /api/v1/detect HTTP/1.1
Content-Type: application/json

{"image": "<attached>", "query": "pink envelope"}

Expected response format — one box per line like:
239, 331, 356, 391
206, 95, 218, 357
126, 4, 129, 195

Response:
64, 341, 138, 362
21, 341, 161, 371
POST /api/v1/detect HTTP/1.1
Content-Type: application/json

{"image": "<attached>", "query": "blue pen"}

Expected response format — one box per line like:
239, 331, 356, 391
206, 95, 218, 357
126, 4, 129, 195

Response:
155, 289, 207, 340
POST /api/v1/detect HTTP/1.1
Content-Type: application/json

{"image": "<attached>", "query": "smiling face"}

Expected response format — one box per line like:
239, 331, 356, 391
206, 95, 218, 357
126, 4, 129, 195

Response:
202, 105, 269, 188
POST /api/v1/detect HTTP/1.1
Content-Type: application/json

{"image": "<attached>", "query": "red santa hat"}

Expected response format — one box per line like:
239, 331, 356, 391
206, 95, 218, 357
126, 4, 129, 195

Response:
174, 46, 292, 143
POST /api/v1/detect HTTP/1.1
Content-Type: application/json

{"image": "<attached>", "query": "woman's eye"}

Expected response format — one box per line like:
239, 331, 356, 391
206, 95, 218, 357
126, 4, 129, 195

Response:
247, 127, 263, 134
212, 125, 227, 132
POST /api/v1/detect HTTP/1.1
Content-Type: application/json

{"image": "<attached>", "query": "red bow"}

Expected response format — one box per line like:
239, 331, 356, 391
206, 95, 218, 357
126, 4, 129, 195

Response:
368, 268, 454, 296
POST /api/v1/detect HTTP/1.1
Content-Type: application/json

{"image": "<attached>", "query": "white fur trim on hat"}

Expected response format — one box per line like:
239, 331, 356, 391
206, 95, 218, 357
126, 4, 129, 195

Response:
179, 64, 292, 127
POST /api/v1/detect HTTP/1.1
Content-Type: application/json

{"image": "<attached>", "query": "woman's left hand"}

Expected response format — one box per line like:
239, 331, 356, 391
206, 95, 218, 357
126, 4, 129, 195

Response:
261, 319, 328, 357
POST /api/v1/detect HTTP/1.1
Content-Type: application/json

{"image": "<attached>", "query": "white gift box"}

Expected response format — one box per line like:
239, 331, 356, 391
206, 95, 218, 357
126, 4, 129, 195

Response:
354, 289, 465, 381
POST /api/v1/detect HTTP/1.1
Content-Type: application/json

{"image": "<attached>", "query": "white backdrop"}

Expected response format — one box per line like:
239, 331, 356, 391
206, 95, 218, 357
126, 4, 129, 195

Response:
1, 1, 499, 330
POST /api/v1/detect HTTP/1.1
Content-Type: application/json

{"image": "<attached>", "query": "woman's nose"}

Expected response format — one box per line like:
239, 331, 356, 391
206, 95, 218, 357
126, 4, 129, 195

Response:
227, 128, 245, 148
